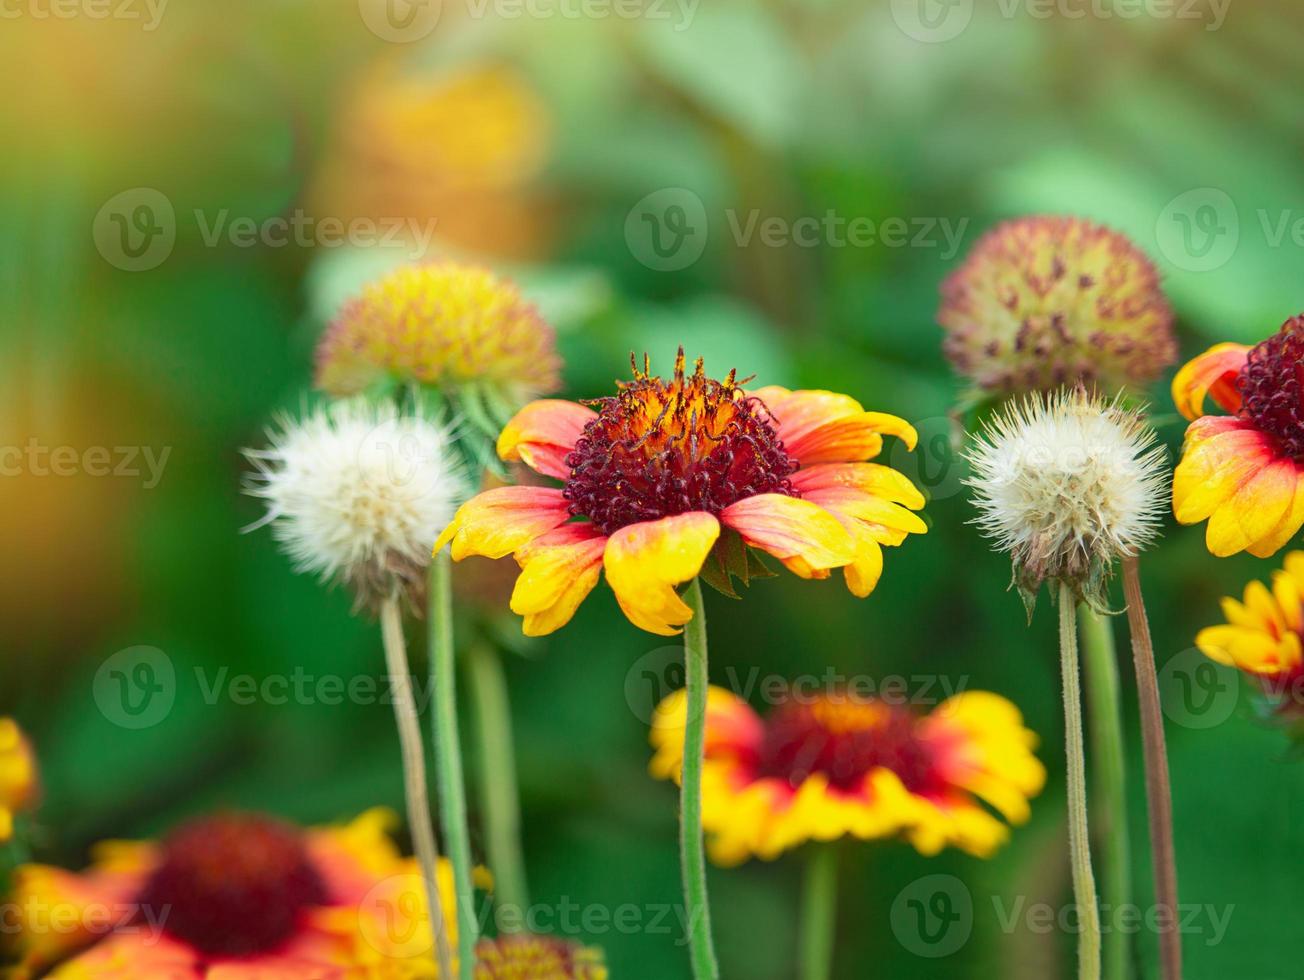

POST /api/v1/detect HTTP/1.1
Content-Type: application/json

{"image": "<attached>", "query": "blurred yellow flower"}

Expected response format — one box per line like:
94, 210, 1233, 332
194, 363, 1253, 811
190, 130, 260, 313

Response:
436, 350, 925, 636
315, 262, 561, 409
1195, 551, 1304, 707
1172, 314, 1304, 558
0, 717, 37, 844
649, 687, 1045, 865
939, 215, 1176, 396
475, 934, 608, 979
9, 809, 477, 979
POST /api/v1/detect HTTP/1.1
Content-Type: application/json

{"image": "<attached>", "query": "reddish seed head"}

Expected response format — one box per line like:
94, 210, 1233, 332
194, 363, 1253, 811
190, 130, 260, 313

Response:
562, 349, 799, 535
1237, 315, 1304, 458
136, 813, 327, 957
754, 694, 948, 795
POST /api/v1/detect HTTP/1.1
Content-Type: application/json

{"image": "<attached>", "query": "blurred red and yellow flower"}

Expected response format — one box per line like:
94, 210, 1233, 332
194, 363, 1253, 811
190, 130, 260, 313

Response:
649, 687, 1045, 865
1195, 550, 1304, 706
9, 809, 469, 979
1172, 314, 1304, 557
0, 718, 38, 843
435, 350, 926, 636
474, 934, 607, 979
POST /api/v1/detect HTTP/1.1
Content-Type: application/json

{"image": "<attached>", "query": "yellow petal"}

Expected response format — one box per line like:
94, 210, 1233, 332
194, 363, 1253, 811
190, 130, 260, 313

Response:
510, 525, 607, 636
720, 494, 856, 571
434, 487, 571, 560
1205, 460, 1298, 557
603, 512, 720, 636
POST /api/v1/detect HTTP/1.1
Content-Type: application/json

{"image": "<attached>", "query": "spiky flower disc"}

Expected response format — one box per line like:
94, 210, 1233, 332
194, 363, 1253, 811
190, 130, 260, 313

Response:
315, 263, 561, 410
965, 388, 1167, 609
475, 934, 608, 979
244, 398, 466, 610
939, 216, 1176, 396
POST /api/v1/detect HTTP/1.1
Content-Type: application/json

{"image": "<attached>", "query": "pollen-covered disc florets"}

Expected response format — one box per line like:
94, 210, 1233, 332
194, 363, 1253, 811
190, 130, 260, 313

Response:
315, 263, 561, 409
136, 813, 327, 957
475, 934, 609, 979
940, 216, 1176, 396
965, 388, 1167, 609
244, 398, 465, 610
1236, 314, 1304, 458
563, 350, 800, 534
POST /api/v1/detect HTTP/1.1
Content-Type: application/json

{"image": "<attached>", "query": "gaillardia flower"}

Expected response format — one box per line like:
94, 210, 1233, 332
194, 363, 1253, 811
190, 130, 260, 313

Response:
315, 263, 560, 410
966, 387, 1167, 609
244, 398, 465, 610
0, 717, 38, 843
1172, 314, 1304, 557
648, 688, 1044, 865
435, 351, 926, 636
475, 935, 608, 979
9, 809, 465, 978
939, 216, 1176, 396
1194, 550, 1304, 712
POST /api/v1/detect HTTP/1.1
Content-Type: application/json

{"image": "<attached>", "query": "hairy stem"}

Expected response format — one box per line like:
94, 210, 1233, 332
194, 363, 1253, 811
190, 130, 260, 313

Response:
467, 639, 530, 930
1122, 556, 1182, 980
429, 552, 478, 979
1079, 604, 1132, 980
1059, 583, 1101, 980
681, 579, 719, 979
799, 845, 838, 980
379, 596, 454, 979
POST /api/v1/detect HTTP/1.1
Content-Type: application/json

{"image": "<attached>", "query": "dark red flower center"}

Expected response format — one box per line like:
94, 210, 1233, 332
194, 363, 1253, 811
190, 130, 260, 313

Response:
1237, 315, 1304, 458
562, 350, 800, 535
755, 695, 948, 795
136, 813, 328, 957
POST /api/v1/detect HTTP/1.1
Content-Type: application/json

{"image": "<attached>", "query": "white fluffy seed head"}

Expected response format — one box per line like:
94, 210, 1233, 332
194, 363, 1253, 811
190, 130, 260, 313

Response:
964, 388, 1167, 611
244, 398, 467, 611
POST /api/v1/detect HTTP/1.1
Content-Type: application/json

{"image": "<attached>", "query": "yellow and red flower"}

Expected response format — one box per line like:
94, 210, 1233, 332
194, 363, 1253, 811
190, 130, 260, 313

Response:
435, 351, 926, 636
1195, 550, 1304, 708
7, 809, 469, 979
474, 934, 607, 979
1172, 314, 1304, 557
648, 687, 1045, 865
0, 717, 38, 844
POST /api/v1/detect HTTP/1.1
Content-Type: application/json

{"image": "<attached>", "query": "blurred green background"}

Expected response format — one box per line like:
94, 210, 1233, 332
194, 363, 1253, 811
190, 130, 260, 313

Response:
3, 1, 1303, 977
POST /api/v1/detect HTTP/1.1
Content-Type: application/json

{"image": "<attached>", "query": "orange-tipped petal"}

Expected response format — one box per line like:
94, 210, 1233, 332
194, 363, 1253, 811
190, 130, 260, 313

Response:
801, 487, 928, 537
1245, 469, 1304, 558
510, 523, 608, 636
720, 494, 856, 572
434, 486, 571, 560
753, 387, 917, 464
1171, 343, 1249, 420
603, 513, 720, 636
649, 685, 764, 781
496, 400, 596, 480
789, 463, 926, 509
1172, 418, 1273, 526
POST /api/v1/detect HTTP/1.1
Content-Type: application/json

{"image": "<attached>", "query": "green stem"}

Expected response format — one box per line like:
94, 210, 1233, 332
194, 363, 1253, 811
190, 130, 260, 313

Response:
1079, 605, 1132, 980
429, 551, 478, 979
1122, 556, 1182, 980
467, 639, 530, 930
1059, 584, 1102, 980
681, 579, 719, 980
799, 845, 839, 980
379, 596, 454, 980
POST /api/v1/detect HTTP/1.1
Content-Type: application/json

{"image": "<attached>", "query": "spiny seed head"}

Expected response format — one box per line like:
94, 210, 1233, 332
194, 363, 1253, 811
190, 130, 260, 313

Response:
939, 216, 1176, 397
315, 263, 560, 410
965, 388, 1167, 612
1237, 314, 1304, 458
563, 349, 799, 535
243, 398, 466, 612
475, 934, 609, 979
